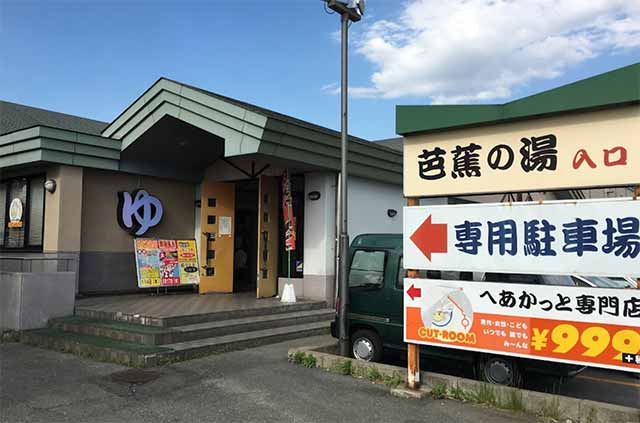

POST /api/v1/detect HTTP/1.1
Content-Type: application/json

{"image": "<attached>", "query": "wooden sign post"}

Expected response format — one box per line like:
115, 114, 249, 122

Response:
406, 197, 420, 389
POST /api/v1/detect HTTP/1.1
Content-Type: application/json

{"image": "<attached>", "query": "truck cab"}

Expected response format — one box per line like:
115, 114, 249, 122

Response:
332, 233, 584, 387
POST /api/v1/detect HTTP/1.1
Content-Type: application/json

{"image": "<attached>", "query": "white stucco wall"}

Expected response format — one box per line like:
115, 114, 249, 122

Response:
347, 175, 404, 238
298, 172, 403, 302
303, 173, 337, 277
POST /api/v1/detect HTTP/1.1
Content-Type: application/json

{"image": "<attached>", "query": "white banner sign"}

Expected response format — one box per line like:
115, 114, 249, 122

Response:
404, 278, 640, 372
403, 198, 640, 277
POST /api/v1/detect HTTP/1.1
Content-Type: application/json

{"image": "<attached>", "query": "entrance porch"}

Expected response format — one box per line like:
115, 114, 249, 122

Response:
21, 292, 333, 367
75, 292, 326, 326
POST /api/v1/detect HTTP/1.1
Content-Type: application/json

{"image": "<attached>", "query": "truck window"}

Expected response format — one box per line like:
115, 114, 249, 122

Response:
397, 256, 428, 289
349, 250, 386, 288
484, 273, 542, 284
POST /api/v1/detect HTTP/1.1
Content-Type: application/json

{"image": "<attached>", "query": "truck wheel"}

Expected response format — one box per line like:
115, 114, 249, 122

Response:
351, 329, 383, 362
477, 355, 522, 387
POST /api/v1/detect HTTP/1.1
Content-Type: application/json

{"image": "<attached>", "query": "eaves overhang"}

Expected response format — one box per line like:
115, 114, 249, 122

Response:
397, 62, 640, 136
103, 78, 403, 184
0, 125, 121, 171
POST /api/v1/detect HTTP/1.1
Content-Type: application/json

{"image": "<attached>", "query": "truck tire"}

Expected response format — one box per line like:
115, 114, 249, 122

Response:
351, 329, 383, 362
477, 354, 523, 387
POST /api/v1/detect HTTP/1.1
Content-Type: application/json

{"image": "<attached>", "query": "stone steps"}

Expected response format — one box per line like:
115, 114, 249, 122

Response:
22, 299, 334, 367
21, 321, 330, 368
75, 300, 328, 327
50, 308, 334, 345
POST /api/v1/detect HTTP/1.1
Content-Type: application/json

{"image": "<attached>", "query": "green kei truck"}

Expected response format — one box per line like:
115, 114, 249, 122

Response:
331, 233, 585, 387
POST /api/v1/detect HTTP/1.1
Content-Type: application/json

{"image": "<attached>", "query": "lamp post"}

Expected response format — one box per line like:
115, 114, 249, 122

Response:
324, 0, 365, 357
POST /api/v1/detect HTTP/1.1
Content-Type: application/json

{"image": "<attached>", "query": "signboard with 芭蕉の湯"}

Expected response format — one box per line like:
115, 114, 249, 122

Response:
403, 107, 639, 197
134, 239, 200, 288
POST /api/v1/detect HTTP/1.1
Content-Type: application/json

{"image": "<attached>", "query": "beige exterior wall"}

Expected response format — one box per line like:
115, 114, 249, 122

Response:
43, 165, 83, 253
81, 168, 196, 252
404, 105, 640, 197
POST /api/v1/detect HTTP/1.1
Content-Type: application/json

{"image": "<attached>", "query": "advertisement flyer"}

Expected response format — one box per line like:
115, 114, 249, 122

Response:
158, 240, 180, 286
134, 239, 199, 288
177, 240, 200, 285
134, 239, 161, 287
404, 278, 640, 372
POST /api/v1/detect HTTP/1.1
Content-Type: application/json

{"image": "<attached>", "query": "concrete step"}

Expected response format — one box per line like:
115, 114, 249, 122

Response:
168, 309, 334, 344
50, 309, 335, 345
20, 328, 171, 367
49, 316, 174, 345
75, 300, 328, 327
162, 320, 331, 362
21, 321, 331, 367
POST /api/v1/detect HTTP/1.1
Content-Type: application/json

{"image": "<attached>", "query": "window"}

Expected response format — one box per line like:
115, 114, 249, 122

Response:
0, 176, 45, 250
396, 257, 426, 289
484, 273, 541, 284
0, 184, 5, 247
28, 176, 44, 246
396, 256, 404, 289
349, 250, 386, 288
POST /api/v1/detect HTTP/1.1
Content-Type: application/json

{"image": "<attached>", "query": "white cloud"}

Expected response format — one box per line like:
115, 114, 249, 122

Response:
337, 0, 640, 103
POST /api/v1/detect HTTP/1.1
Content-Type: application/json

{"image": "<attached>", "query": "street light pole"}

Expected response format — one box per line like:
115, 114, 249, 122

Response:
323, 0, 364, 357
338, 10, 350, 357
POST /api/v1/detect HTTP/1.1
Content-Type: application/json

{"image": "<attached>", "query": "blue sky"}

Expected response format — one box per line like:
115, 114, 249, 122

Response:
1, 0, 638, 140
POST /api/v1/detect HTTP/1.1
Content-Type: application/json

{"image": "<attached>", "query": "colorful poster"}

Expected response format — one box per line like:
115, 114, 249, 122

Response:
134, 239, 161, 287
134, 238, 199, 288
177, 240, 199, 285
404, 278, 640, 372
158, 240, 180, 286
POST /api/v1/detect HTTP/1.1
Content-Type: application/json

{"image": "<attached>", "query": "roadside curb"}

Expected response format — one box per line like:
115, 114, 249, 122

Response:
289, 343, 640, 423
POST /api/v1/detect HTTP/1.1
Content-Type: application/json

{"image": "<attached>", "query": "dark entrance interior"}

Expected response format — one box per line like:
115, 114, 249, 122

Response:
234, 179, 258, 292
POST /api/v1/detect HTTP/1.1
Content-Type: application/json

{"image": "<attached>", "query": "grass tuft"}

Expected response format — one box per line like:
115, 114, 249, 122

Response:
430, 383, 448, 399
332, 359, 352, 375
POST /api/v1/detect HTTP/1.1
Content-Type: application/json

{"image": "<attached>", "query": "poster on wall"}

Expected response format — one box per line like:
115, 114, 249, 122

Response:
177, 240, 200, 285
158, 240, 180, 286
134, 239, 162, 287
134, 238, 200, 288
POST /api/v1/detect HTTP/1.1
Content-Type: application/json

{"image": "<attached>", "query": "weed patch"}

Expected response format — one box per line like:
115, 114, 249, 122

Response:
430, 383, 448, 399
332, 359, 352, 375
472, 383, 497, 406
382, 371, 404, 388
289, 351, 317, 368
500, 389, 525, 412
366, 366, 382, 382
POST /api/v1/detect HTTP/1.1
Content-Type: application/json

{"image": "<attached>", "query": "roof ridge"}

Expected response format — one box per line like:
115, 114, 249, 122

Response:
159, 77, 376, 144
0, 100, 108, 125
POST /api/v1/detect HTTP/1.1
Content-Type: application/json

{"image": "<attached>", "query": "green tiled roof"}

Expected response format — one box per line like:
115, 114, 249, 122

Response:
0, 101, 108, 136
396, 63, 639, 135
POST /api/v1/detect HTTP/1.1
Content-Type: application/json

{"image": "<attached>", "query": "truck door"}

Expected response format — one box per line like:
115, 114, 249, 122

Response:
348, 249, 388, 319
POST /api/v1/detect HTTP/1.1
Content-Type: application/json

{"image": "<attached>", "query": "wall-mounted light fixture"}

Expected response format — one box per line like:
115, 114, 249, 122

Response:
308, 191, 321, 201
387, 209, 398, 218
44, 179, 57, 194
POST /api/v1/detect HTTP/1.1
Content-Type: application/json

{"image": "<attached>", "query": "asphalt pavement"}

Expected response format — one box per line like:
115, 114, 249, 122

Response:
0, 336, 537, 423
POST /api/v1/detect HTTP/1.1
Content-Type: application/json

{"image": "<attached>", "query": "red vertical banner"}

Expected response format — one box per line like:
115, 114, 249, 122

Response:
281, 170, 296, 251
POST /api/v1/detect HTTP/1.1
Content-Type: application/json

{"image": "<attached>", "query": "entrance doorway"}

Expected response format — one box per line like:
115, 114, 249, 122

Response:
198, 175, 280, 297
234, 180, 258, 292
